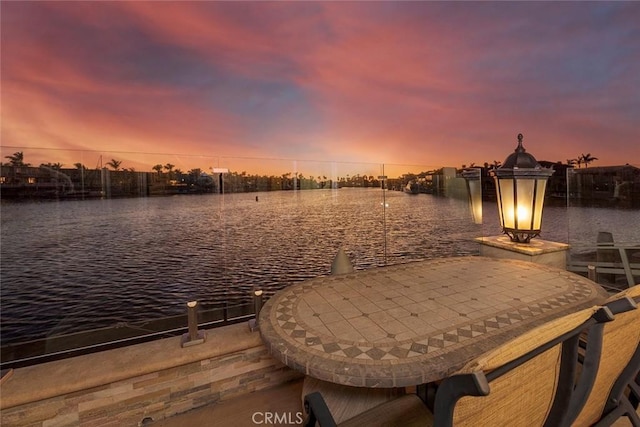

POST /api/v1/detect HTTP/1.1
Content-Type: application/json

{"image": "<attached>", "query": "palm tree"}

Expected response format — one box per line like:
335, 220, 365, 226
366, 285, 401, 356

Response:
106, 159, 122, 171
281, 172, 291, 190
5, 151, 29, 167
152, 164, 163, 175
567, 159, 577, 167
164, 163, 175, 179
40, 162, 63, 170
581, 153, 598, 168
73, 163, 89, 191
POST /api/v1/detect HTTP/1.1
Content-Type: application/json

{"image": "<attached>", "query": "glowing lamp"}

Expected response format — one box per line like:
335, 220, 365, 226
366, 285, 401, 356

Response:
489, 133, 553, 243
462, 167, 483, 224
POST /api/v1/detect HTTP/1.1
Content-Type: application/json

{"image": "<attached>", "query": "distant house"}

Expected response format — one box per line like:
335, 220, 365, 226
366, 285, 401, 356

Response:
568, 165, 640, 207
453, 162, 639, 207
539, 161, 572, 200
0, 165, 66, 198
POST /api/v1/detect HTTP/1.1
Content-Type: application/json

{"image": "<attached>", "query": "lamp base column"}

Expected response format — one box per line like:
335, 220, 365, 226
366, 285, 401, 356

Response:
475, 235, 570, 269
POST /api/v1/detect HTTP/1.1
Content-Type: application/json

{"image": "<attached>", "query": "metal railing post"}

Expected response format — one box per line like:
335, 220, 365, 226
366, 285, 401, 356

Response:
181, 301, 206, 348
249, 290, 263, 332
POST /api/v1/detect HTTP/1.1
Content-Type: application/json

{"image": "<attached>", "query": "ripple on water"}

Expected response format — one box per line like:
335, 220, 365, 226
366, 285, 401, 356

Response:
2, 190, 637, 344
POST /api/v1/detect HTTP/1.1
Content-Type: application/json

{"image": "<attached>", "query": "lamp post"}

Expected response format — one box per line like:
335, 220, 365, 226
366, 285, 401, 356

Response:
489, 133, 554, 243
462, 167, 482, 225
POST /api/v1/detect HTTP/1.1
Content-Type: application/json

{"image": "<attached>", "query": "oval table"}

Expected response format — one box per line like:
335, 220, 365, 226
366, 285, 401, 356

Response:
259, 256, 608, 388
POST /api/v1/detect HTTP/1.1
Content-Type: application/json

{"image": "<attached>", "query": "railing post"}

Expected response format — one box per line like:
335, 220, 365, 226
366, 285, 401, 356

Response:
596, 232, 616, 284
181, 301, 206, 348
618, 247, 635, 287
249, 289, 263, 332
587, 264, 597, 282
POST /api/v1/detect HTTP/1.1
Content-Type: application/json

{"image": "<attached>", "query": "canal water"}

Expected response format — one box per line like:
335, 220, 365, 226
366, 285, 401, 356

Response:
1, 188, 638, 345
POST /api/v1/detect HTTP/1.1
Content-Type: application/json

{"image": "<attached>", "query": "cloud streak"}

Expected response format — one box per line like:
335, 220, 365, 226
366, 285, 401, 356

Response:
1, 1, 638, 173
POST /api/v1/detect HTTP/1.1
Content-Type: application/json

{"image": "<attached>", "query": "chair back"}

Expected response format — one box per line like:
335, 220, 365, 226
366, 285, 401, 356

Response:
432, 306, 612, 427
569, 285, 640, 427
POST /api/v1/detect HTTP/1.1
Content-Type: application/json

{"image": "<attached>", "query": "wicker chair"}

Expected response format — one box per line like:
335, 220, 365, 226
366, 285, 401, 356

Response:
430, 305, 613, 427
304, 392, 432, 427
568, 285, 640, 427
304, 306, 612, 427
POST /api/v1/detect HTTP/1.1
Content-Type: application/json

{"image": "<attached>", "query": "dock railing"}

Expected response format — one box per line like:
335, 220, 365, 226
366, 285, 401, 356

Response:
567, 243, 640, 290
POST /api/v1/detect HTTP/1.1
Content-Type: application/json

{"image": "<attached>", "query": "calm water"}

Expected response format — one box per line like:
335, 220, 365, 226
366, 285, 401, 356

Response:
1, 189, 638, 345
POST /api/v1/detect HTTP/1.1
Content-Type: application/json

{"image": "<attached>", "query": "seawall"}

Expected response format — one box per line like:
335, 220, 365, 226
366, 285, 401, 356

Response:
0, 323, 302, 426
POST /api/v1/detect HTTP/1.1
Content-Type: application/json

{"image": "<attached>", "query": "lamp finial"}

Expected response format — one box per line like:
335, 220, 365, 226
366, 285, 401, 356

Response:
516, 133, 525, 152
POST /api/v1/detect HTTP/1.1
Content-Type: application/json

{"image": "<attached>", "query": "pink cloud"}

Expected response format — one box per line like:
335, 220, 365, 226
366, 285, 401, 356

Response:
1, 2, 638, 174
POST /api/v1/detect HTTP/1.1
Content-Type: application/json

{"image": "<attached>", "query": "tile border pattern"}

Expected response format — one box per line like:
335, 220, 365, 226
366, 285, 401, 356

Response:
260, 256, 607, 387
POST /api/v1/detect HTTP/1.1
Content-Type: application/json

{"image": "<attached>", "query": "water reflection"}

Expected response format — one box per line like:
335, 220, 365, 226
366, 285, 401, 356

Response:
0, 189, 480, 343
2, 188, 638, 345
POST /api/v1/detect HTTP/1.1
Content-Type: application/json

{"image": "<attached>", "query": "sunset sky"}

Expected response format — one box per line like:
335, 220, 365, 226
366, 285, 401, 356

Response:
1, 1, 639, 176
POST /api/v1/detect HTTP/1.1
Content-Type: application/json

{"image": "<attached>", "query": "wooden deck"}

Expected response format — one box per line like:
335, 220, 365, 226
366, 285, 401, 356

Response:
151, 377, 637, 427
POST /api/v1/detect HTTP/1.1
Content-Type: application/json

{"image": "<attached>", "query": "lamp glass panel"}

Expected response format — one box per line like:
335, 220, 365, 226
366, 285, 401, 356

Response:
498, 179, 515, 229
494, 179, 504, 227
468, 179, 482, 224
532, 179, 548, 229
515, 178, 535, 231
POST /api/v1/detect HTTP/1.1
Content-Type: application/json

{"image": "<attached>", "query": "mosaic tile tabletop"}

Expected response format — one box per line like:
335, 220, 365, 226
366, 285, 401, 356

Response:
259, 256, 608, 387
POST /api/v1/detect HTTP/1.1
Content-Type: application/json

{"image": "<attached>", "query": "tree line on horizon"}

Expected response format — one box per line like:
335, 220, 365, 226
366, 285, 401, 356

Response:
3, 150, 600, 177
2, 151, 403, 195
4, 151, 637, 206
2, 152, 380, 189
460, 152, 598, 170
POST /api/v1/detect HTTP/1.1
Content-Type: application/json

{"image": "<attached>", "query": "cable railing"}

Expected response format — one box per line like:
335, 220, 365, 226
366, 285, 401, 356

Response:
0, 300, 259, 370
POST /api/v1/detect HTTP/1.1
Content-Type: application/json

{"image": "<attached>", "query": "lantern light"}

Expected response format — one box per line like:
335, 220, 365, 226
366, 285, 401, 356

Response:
462, 167, 483, 225
489, 133, 554, 243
